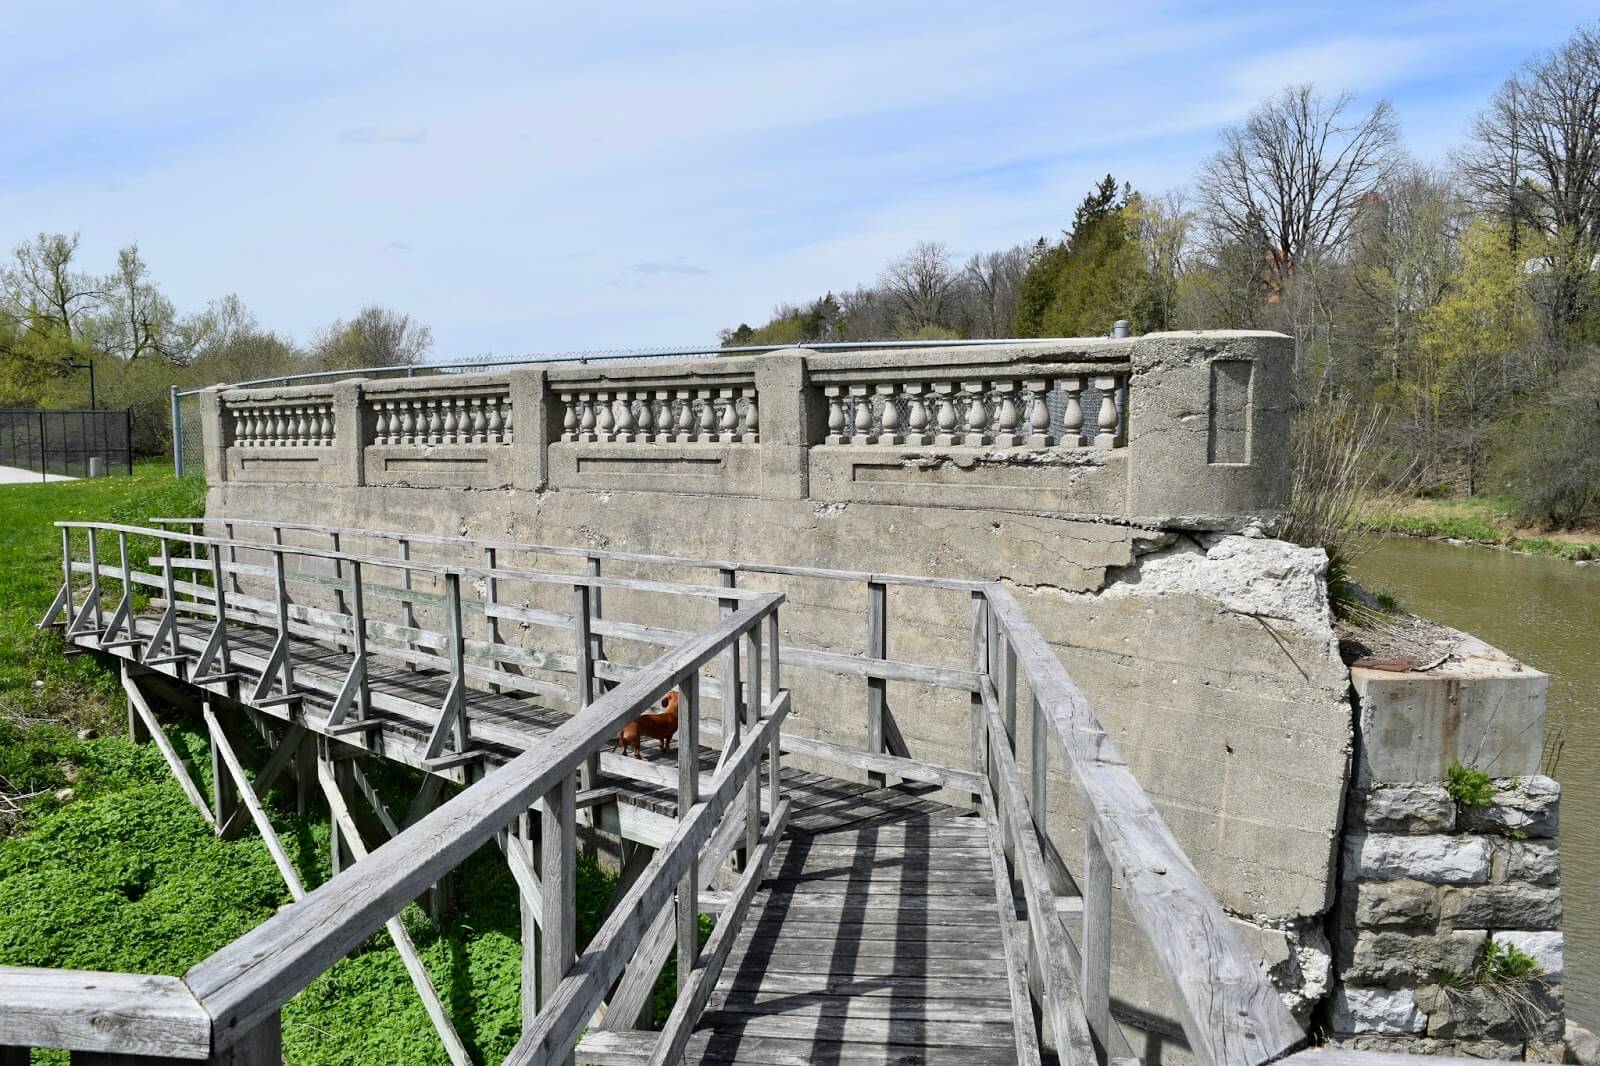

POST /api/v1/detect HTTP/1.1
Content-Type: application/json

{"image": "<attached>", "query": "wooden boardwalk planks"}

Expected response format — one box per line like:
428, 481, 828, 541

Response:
75, 614, 1024, 1065
679, 797, 1020, 1066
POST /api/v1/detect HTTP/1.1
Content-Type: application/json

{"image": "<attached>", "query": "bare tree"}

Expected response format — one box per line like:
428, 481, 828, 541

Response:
879, 241, 956, 333
1454, 22, 1600, 345
1, 232, 107, 341
1135, 191, 1193, 332
313, 305, 433, 369
1198, 85, 1401, 277
95, 244, 182, 363
963, 244, 1029, 337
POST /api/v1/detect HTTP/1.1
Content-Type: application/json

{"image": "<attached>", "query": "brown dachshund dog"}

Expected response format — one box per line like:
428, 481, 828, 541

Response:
611, 691, 680, 758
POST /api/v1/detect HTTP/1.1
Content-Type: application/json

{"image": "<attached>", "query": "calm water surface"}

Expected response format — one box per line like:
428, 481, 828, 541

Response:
1354, 538, 1599, 1029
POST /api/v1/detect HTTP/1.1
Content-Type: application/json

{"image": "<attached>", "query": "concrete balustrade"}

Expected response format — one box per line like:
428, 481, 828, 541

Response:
203, 331, 1294, 527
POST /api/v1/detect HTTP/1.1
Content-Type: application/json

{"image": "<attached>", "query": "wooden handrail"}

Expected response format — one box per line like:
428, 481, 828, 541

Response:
0, 967, 212, 1060
983, 583, 1305, 1066
183, 593, 782, 1048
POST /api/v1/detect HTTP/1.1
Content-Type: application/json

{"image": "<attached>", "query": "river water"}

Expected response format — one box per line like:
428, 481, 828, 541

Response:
1354, 538, 1598, 1029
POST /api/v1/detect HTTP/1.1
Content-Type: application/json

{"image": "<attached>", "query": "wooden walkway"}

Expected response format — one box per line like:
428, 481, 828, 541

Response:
581, 775, 1024, 1066
74, 615, 1027, 1065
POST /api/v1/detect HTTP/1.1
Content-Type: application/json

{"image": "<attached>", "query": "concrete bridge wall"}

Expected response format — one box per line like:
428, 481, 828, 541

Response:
200, 331, 1364, 1049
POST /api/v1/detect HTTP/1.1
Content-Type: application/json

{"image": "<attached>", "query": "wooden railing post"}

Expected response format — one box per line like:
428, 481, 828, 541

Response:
866, 580, 887, 788
398, 537, 417, 669
766, 611, 782, 818
1083, 825, 1113, 1054
484, 547, 502, 693
329, 530, 347, 617
540, 773, 576, 1066
969, 591, 990, 810
586, 556, 606, 690
677, 672, 702, 994
997, 630, 1018, 868
573, 584, 599, 797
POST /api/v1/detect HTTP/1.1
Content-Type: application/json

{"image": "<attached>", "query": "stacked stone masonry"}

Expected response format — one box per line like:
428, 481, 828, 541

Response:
1332, 776, 1565, 1061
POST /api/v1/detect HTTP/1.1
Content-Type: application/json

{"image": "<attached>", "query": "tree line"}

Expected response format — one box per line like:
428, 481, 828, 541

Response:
0, 235, 434, 455
721, 23, 1600, 529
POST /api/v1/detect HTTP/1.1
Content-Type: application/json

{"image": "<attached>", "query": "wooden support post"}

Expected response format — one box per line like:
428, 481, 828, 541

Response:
295, 730, 317, 817
676, 672, 701, 995
742, 623, 761, 855
210, 710, 242, 841
122, 663, 214, 830
1083, 824, 1113, 1053
321, 736, 356, 876
539, 773, 577, 1066
205, 700, 306, 898
516, 809, 542, 1033
866, 580, 888, 788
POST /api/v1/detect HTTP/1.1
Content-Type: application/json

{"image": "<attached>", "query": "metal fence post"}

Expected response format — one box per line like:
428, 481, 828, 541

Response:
170, 385, 184, 478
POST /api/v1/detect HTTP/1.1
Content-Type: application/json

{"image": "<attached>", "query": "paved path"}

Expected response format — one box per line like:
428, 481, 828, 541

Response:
0, 464, 75, 483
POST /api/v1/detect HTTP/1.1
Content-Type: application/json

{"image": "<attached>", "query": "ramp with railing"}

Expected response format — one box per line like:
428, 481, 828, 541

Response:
3, 518, 1478, 1064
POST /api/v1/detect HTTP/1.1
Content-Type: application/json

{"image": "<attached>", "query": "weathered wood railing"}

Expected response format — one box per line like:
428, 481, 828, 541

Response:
11, 517, 1489, 1064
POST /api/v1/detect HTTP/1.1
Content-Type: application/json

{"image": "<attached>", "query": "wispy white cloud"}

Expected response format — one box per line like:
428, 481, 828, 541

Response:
338, 126, 429, 145
633, 261, 710, 276
0, 0, 1592, 356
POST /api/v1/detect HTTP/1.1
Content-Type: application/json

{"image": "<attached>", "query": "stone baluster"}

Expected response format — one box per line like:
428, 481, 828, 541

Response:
614, 390, 636, 443
824, 386, 846, 445
417, 399, 434, 444
486, 395, 505, 443
849, 384, 871, 444
395, 401, 412, 445
469, 398, 487, 443
903, 384, 928, 446
717, 387, 738, 443
654, 389, 673, 442
635, 390, 654, 441
740, 385, 759, 443
933, 382, 959, 446
578, 393, 597, 442
233, 408, 248, 447
301, 406, 315, 446
876, 383, 901, 445
372, 403, 389, 445
993, 381, 1020, 448
671, 390, 693, 443
444, 398, 461, 444
320, 403, 335, 446
593, 391, 613, 442
1024, 379, 1053, 448
265, 407, 280, 447
694, 388, 713, 442
501, 399, 512, 442
1062, 377, 1085, 447
962, 380, 990, 446
560, 393, 577, 441
1093, 374, 1120, 449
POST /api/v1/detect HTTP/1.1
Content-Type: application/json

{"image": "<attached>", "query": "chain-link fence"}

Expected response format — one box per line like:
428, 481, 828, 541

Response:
0, 408, 134, 480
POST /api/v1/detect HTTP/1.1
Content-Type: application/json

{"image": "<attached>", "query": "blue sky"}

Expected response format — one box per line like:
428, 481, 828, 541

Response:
2, 2, 1593, 358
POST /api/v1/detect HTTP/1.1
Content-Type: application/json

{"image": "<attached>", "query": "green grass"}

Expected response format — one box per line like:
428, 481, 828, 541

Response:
1445, 761, 1496, 808
0, 467, 681, 1063
1360, 494, 1600, 561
